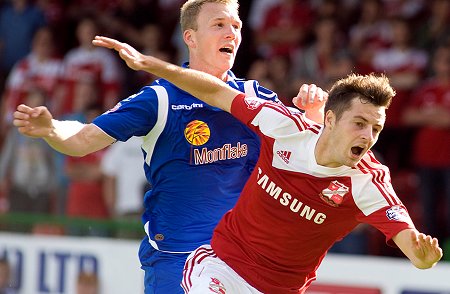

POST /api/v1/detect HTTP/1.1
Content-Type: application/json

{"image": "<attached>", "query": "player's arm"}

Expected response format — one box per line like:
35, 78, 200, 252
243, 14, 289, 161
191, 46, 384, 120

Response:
93, 36, 239, 113
392, 228, 443, 269
13, 104, 114, 156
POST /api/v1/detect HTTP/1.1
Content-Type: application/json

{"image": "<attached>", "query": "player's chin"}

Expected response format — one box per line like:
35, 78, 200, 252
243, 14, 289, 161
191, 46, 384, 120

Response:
219, 53, 235, 64
346, 154, 361, 167
224, 58, 235, 70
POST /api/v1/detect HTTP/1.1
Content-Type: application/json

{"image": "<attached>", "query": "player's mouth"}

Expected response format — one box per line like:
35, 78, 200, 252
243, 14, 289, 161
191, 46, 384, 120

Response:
219, 46, 234, 55
350, 146, 365, 159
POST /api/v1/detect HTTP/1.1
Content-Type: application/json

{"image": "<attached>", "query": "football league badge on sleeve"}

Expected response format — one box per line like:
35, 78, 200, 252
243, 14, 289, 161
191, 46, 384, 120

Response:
244, 97, 264, 110
386, 205, 409, 222
320, 180, 349, 207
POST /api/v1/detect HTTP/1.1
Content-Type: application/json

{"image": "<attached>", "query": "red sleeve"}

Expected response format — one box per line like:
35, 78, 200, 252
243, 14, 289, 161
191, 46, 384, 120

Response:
230, 93, 266, 127
360, 205, 415, 247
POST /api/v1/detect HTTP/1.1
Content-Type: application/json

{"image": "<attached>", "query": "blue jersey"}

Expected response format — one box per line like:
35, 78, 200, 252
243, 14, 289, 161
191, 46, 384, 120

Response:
93, 68, 278, 253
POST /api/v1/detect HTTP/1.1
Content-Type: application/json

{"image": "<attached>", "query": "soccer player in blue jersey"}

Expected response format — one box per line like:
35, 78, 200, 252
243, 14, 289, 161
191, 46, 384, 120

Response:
12, 1, 325, 293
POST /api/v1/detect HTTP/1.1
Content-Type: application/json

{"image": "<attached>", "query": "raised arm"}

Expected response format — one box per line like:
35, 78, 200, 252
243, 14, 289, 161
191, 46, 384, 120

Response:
13, 104, 114, 156
393, 228, 443, 269
93, 36, 239, 112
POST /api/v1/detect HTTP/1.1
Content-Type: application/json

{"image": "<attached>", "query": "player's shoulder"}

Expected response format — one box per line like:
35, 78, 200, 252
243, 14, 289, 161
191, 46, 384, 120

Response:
152, 78, 202, 100
355, 150, 390, 176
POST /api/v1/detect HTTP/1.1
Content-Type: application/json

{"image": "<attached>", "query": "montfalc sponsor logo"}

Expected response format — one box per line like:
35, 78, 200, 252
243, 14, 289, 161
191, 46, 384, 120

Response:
193, 142, 248, 165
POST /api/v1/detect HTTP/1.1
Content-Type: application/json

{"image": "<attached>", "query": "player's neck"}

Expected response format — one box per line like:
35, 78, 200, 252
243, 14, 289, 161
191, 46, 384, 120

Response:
188, 61, 228, 82
315, 133, 341, 168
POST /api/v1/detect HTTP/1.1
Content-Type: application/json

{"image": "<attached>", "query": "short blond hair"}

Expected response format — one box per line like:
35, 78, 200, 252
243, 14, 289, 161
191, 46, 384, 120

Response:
180, 0, 239, 32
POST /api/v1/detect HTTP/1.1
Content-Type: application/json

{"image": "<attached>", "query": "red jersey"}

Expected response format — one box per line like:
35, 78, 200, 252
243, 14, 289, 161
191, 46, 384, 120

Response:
409, 80, 450, 167
65, 151, 109, 219
62, 47, 121, 114
4, 53, 64, 116
211, 94, 415, 294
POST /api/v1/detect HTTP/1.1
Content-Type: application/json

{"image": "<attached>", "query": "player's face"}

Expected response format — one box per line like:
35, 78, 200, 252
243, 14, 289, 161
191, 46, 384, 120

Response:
186, 2, 242, 80
325, 98, 385, 167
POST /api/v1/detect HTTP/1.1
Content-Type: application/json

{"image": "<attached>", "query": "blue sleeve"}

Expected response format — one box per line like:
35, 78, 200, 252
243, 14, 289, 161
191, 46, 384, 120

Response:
93, 86, 158, 141
253, 80, 306, 114
254, 81, 280, 103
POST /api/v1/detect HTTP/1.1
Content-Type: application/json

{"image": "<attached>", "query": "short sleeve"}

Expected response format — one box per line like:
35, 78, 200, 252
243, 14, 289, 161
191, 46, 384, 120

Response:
93, 87, 159, 141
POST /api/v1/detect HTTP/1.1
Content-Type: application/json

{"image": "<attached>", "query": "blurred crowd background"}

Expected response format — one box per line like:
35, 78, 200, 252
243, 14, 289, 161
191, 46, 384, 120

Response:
0, 0, 449, 260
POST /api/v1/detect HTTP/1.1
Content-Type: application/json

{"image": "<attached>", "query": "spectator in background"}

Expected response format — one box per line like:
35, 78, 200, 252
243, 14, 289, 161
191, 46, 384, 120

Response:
64, 80, 109, 227
371, 16, 428, 172
35, 0, 70, 53
127, 24, 172, 93
371, 17, 428, 101
0, 257, 16, 294
247, 0, 280, 35
402, 43, 450, 241
60, 16, 122, 116
65, 0, 114, 27
0, 88, 56, 218
290, 17, 353, 91
53, 74, 100, 216
310, 0, 354, 27
0, 0, 46, 88
246, 58, 276, 91
415, 0, 450, 53
383, 0, 425, 20
157, 0, 185, 42
253, 0, 314, 58
247, 55, 293, 106
101, 136, 147, 238
0, 26, 64, 134
76, 271, 99, 294
348, 0, 392, 75
62, 78, 109, 234
98, 0, 158, 47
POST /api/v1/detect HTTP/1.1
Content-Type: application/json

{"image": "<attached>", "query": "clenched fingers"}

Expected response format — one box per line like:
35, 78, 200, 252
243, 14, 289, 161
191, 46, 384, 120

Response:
293, 84, 328, 109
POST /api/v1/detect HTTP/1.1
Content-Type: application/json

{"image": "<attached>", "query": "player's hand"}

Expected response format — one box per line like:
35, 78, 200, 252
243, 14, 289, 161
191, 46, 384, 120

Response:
292, 84, 327, 111
13, 104, 54, 138
92, 36, 146, 71
409, 230, 443, 269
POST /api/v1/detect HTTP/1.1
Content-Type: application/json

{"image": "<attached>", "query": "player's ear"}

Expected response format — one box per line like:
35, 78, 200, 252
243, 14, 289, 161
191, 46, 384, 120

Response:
183, 29, 196, 49
324, 110, 335, 128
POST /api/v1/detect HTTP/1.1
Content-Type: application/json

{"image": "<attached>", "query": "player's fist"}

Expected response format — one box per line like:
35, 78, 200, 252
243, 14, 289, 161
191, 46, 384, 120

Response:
292, 84, 327, 110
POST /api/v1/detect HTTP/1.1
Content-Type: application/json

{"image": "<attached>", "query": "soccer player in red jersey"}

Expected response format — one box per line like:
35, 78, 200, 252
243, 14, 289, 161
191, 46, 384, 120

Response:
24, 37, 443, 294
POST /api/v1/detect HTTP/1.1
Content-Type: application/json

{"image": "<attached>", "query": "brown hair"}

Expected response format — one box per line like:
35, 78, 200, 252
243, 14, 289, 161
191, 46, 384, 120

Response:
180, 0, 239, 32
325, 73, 395, 121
